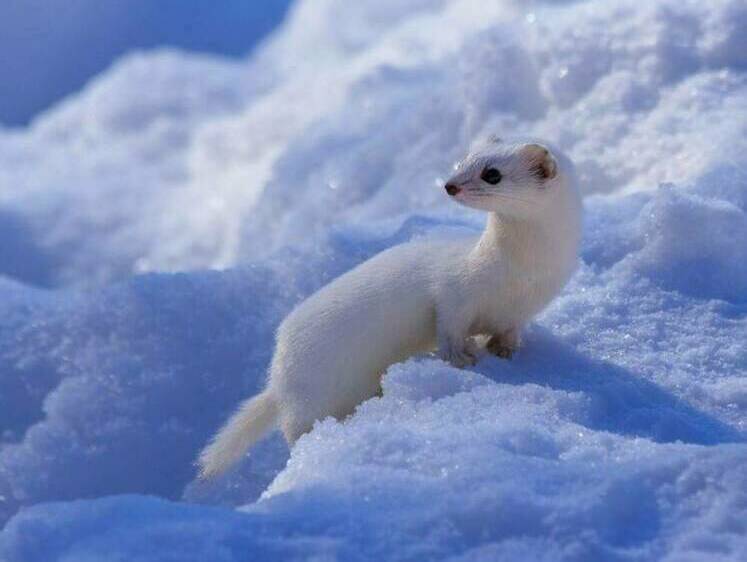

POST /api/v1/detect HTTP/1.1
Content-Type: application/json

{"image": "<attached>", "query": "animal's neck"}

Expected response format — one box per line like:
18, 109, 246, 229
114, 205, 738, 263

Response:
472, 200, 580, 277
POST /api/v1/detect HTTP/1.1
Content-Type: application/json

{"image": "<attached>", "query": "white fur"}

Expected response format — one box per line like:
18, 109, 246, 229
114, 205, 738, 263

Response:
198, 138, 582, 478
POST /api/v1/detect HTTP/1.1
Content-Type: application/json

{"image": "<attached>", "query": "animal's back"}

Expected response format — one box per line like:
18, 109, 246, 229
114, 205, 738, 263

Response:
270, 239, 469, 438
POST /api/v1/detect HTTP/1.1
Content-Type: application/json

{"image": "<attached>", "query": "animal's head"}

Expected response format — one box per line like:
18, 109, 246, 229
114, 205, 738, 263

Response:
444, 138, 564, 218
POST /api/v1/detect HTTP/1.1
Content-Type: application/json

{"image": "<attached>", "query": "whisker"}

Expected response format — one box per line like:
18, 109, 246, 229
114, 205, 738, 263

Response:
464, 190, 532, 204
494, 194, 532, 204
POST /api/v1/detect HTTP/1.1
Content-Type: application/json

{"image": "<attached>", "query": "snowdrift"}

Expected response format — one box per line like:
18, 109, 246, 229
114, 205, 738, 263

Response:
0, 0, 746, 560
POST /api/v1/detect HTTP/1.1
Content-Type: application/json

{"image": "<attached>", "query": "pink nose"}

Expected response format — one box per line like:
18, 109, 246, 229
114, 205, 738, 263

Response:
445, 183, 461, 196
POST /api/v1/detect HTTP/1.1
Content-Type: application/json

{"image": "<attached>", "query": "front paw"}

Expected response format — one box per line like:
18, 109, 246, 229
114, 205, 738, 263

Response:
487, 340, 513, 359
486, 333, 518, 360
439, 344, 477, 368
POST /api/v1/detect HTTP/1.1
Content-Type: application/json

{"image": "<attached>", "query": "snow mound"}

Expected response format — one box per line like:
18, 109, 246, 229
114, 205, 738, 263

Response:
0, 50, 248, 287
2, 356, 745, 560
1, 175, 746, 559
634, 180, 747, 303
1, 0, 746, 287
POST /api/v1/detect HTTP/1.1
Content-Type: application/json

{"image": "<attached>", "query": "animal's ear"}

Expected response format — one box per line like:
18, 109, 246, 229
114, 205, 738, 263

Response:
521, 143, 557, 181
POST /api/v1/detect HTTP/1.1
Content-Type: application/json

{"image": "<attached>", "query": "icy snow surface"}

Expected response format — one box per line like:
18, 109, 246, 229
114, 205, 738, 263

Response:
1, 0, 747, 560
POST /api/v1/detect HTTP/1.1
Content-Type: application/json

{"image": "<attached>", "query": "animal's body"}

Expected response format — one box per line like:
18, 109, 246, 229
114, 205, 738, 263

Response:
198, 138, 582, 477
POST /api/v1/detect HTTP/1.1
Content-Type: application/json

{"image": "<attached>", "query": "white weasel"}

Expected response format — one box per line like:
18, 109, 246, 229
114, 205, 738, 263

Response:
198, 138, 582, 477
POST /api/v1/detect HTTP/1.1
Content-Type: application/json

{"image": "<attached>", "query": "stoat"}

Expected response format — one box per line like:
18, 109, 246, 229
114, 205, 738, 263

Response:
198, 138, 582, 477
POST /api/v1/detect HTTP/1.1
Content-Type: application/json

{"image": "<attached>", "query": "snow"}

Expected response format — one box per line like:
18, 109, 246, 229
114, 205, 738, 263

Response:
0, 1, 291, 126
1, 0, 746, 560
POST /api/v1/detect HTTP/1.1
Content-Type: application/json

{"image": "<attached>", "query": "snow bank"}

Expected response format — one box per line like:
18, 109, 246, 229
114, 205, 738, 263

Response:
1, 0, 747, 560
1, 0, 745, 287
1, 174, 745, 559
2, 355, 745, 561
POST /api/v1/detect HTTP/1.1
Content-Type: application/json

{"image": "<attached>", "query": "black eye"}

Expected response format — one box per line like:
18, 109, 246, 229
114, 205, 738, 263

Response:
480, 167, 502, 185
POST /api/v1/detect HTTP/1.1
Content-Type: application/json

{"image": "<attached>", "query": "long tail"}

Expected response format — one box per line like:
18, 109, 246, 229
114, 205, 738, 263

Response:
198, 390, 279, 479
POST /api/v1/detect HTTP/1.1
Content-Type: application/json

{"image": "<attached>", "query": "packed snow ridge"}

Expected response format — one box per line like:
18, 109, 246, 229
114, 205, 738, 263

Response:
1, 0, 746, 560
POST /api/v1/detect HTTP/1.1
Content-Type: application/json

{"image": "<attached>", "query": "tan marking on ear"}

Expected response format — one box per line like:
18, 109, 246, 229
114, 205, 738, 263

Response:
522, 143, 557, 180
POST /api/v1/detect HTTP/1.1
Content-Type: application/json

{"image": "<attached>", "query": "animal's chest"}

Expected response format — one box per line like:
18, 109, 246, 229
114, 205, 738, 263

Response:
471, 261, 556, 332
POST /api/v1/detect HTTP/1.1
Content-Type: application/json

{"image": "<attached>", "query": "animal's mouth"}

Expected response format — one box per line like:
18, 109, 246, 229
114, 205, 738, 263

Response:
445, 183, 481, 202
445, 186, 484, 211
